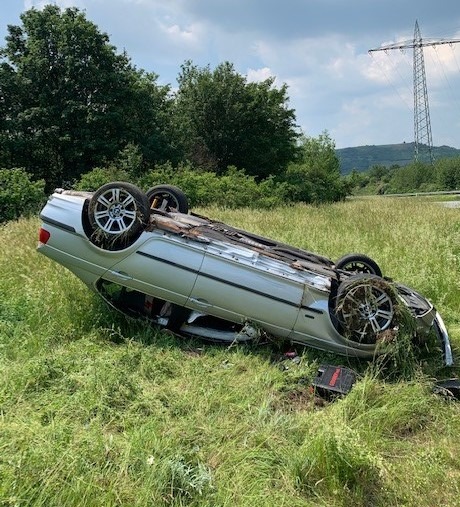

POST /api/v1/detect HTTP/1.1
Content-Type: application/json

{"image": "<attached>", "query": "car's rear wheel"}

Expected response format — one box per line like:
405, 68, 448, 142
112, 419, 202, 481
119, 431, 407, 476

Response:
88, 182, 150, 250
335, 274, 396, 344
335, 253, 382, 277
146, 185, 189, 213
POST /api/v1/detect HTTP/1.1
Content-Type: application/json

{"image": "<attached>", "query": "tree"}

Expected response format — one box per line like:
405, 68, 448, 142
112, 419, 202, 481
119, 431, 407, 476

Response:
282, 132, 347, 203
436, 157, 460, 190
0, 6, 173, 189
122, 69, 178, 169
388, 161, 437, 193
173, 61, 299, 178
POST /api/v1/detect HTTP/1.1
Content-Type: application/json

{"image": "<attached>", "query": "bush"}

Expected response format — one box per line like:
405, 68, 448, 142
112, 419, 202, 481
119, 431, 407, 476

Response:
116, 143, 145, 178
73, 166, 132, 191
436, 157, 460, 190
282, 163, 348, 203
76, 158, 350, 209
387, 161, 438, 193
138, 163, 289, 208
0, 168, 46, 223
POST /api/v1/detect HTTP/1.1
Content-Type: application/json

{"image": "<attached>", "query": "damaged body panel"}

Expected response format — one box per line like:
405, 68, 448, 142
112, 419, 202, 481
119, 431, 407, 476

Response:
37, 182, 453, 365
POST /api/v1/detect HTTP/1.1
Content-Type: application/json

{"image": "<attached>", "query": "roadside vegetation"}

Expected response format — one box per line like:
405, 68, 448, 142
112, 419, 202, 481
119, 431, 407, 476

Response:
0, 5, 347, 222
345, 157, 460, 195
0, 129, 346, 224
1, 198, 459, 506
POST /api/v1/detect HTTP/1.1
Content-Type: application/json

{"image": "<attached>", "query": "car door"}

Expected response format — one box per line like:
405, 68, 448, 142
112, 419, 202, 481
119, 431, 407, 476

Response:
188, 241, 302, 337
102, 232, 205, 306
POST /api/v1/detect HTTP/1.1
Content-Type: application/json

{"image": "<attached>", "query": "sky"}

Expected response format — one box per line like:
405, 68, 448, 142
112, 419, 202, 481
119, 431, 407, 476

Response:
2, 0, 460, 149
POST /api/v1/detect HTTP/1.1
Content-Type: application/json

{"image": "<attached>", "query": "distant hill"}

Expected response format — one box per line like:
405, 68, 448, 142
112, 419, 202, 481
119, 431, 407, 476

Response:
336, 142, 460, 174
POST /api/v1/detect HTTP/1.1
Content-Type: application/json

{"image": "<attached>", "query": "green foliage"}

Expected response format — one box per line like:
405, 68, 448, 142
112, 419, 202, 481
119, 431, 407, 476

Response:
0, 167, 45, 222
116, 143, 144, 178
122, 71, 177, 168
73, 166, 131, 191
436, 157, 460, 190
3, 4, 459, 207
71, 128, 348, 209
0, 6, 174, 190
138, 163, 289, 208
388, 161, 438, 193
173, 60, 299, 178
282, 132, 348, 203
348, 157, 460, 195
69, 139, 350, 210
0, 6, 353, 202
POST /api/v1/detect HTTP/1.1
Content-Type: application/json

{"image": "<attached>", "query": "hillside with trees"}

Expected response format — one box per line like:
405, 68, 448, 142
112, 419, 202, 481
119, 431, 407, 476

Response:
337, 143, 460, 174
344, 157, 460, 195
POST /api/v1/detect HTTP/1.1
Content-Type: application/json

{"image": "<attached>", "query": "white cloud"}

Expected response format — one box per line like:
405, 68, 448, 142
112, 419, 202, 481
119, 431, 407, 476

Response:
424, 44, 460, 85
246, 67, 273, 83
162, 22, 204, 48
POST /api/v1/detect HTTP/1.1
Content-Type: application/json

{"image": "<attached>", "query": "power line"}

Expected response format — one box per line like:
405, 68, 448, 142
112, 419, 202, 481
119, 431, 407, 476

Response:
369, 20, 460, 164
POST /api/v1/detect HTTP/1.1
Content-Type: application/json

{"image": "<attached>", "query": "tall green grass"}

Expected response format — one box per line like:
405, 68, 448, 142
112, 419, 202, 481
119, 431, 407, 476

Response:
0, 198, 459, 506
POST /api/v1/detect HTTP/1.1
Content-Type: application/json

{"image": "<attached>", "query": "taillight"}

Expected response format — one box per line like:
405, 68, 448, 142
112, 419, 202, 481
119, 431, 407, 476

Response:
39, 227, 51, 244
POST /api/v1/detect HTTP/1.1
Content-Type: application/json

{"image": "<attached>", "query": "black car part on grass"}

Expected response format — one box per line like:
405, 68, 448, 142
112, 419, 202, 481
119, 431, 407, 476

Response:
311, 364, 460, 401
311, 364, 358, 398
433, 378, 460, 400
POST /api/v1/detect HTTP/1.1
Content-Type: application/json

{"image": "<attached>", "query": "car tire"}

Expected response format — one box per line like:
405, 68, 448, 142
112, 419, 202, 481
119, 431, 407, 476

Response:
335, 274, 396, 344
88, 182, 150, 250
335, 253, 382, 277
146, 185, 189, 213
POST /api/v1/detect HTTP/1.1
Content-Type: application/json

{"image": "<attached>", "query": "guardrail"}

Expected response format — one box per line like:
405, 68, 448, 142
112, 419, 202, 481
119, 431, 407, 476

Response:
381, 190, 460, 197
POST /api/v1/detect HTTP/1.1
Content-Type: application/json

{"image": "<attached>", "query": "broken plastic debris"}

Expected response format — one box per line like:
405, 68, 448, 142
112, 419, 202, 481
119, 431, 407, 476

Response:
311, 364, 357, 398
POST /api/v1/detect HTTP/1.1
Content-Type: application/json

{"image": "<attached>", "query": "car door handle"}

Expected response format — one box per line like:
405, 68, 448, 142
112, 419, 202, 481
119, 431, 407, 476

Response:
108, 270, 133, 281
189, 297, 211, 308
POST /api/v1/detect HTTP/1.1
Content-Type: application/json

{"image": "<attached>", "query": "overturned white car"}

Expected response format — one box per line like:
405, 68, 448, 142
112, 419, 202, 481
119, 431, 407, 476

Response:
37, 182, 453, 365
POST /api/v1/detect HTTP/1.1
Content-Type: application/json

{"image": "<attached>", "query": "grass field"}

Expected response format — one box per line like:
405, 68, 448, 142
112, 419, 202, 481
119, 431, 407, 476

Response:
0, 197, 459, 506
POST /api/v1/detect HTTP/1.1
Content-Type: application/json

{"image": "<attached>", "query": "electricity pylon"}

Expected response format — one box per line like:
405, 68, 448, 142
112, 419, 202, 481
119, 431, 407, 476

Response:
369, 20, 460, 163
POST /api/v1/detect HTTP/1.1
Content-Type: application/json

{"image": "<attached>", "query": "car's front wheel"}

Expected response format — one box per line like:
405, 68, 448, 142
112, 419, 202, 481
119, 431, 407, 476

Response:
335, 274, 396, 344
88, 182, 150, 250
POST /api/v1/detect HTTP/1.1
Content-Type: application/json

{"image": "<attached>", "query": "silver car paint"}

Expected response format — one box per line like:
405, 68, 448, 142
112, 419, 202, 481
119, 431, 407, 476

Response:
38, 190, 453, 363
